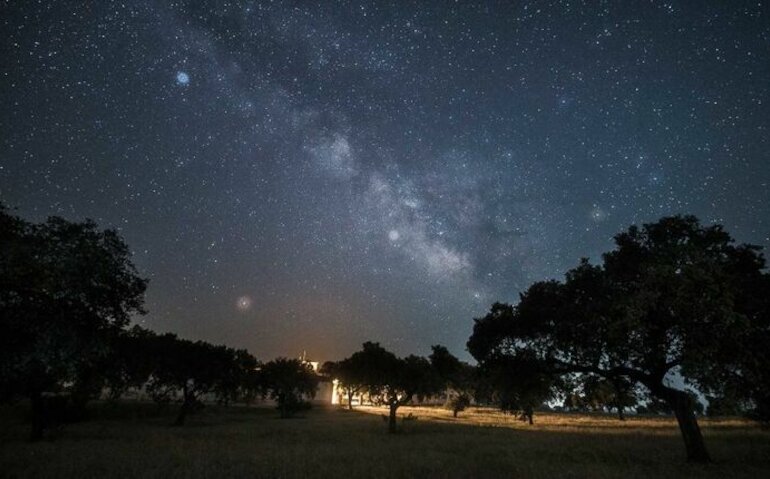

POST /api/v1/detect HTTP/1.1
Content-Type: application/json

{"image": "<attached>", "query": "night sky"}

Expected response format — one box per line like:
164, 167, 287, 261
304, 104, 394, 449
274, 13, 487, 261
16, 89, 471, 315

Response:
2, 1, 769, 362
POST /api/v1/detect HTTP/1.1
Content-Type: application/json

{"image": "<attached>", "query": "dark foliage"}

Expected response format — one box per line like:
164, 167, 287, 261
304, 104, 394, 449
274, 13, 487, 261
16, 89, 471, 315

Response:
468, 216, 770, 463
0, 204, 262, 435
259, 358, 318, 418
0, 204, 147, 439
342, 342, 441, 432
429, 345, 477, 417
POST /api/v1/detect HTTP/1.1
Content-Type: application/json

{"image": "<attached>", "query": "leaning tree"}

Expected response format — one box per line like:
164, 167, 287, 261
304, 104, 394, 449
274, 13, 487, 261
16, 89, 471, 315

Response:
468, 216, 770, 463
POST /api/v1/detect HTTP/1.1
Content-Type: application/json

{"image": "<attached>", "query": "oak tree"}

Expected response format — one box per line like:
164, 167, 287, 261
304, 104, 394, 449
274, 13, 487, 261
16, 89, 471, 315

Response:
468, 216, 770, 463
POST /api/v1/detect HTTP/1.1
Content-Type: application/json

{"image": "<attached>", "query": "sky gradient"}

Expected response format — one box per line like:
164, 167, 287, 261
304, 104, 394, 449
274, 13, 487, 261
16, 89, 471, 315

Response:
2, 1, 768, 361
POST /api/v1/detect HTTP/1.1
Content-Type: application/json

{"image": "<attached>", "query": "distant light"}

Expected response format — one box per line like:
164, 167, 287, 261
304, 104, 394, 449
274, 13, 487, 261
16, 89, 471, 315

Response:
176, 71, 190, 85
236, 295, 252, 311
388, 229, 400, 241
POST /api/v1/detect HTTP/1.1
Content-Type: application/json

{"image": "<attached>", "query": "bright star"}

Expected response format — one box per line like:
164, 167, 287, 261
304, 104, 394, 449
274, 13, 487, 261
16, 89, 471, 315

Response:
176, 71, 190, 86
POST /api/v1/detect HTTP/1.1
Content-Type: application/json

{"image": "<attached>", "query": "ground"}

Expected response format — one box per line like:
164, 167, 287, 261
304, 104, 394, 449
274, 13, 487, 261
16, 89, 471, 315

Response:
1, 403, 769, 478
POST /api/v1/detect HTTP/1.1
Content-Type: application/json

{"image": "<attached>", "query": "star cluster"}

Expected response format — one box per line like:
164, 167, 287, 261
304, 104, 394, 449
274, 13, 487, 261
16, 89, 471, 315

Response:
1, 1, 768, 360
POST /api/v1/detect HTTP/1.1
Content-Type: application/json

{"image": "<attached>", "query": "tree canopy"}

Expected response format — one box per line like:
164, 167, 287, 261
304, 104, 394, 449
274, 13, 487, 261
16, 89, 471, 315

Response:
468, 215, 770, 463
259, 358, 318, 418
321, 354, 368, 410
429, 345, 476, 417
0, 204, 148, 439
342, 342, 441, 432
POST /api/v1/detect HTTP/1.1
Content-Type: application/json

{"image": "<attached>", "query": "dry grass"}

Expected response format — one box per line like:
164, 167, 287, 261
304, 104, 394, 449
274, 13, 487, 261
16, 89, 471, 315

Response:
0, 402, 768, 478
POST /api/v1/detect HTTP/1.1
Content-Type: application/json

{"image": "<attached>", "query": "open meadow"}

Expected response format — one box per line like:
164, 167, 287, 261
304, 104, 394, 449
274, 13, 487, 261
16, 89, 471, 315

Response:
1, 403, 769, 479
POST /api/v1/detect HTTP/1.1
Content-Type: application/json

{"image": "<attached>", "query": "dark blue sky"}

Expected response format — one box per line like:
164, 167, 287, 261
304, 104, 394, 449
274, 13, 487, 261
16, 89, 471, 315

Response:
2, 1, 768, 361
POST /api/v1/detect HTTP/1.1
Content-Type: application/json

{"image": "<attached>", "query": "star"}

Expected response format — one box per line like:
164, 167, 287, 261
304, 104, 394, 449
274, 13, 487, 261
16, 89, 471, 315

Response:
590, 205, 607, 223
176, 71, 190, 86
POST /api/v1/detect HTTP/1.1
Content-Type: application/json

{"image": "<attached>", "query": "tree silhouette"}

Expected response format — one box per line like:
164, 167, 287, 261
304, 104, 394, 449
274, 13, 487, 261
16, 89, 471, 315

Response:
260, 358, 318, 418
429, 345, 462, 404
480, 350, 558, 424
0, 204, 147, 440
321, 356, 366, 410
220, 349, 261, 406
468, 216, 770, 463
429, 345, 476, 417
100, 327, 259, 423
346, 342, 441, 433
101, 326, 157, 401
145, 334, 229, 425
580, 376, 638, 420
448, 393, 471, 418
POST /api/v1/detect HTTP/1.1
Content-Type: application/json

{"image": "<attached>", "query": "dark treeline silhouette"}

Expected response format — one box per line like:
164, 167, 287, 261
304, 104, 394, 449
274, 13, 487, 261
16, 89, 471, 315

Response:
119, 329, 261, 426
3, 203, 769, 465
323, 342, 647, 429
322, 341, 558, 430
0, 204, 315, 439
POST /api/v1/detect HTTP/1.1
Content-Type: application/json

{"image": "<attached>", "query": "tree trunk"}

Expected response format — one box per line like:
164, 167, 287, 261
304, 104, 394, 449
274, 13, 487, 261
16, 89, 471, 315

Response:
453, 409, 458, 418
617, 404, 626, 421
655, 384, 710, 463
278, 392, 287, 418
524, 405, 534, 425
29, 391, 45, 441
671, 392, 710, 463
388, 402, 398, 433
347, 390, 353, 410
174, 387, 192, 426
174, 402, 187, 426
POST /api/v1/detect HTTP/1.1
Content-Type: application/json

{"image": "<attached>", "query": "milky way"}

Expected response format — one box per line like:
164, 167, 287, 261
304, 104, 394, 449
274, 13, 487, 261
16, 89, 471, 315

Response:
1, 2, 768, 361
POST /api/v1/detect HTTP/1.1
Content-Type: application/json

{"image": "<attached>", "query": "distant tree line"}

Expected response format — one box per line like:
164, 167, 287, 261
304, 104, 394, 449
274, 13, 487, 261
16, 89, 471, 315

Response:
323, 341, 666, 428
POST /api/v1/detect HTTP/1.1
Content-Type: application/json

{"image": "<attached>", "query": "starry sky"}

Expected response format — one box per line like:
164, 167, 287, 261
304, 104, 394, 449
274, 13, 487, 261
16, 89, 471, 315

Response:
2, 1, 769, 362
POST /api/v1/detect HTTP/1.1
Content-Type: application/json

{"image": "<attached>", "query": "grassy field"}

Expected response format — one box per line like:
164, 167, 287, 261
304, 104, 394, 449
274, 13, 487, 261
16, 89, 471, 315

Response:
1, 402, 769, 478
